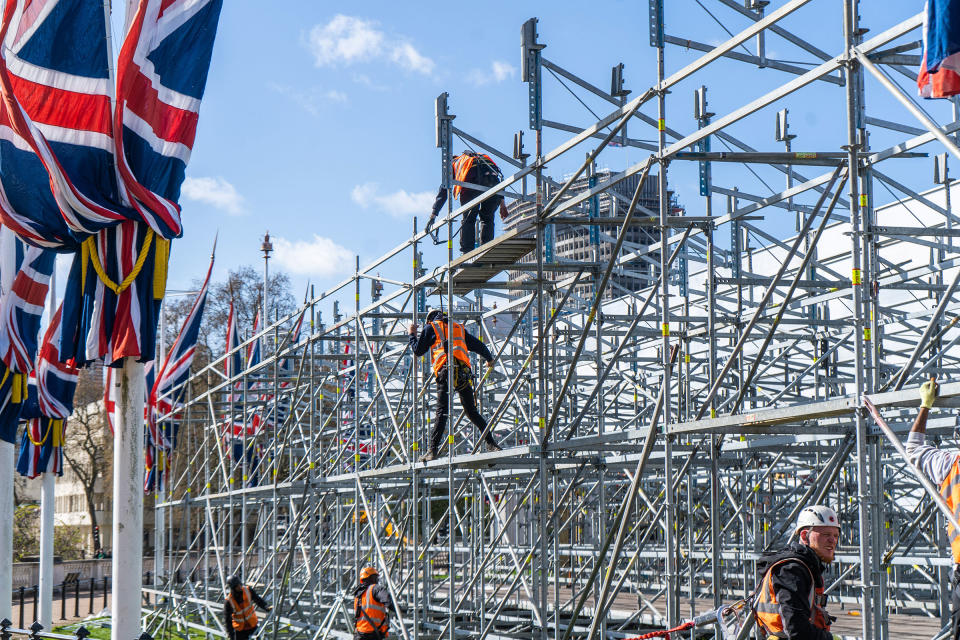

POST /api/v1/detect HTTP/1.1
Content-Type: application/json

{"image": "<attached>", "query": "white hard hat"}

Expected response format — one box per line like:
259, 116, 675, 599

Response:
795, 505, 840, 534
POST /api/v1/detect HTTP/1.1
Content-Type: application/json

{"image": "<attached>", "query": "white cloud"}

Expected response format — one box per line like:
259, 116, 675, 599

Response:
467, 60, 517, 86
307, 15, 434, 76
272, 234, 354, 278
182, 177, 245, 215
390, 42, 435, 75
351, 182, 434, 218
308, 15, 383, 65
269, 83, 347, 116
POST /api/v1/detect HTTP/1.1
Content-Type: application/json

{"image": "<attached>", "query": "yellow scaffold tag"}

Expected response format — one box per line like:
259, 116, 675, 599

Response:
448, 435, 454, 444
864, 328, 871, 341
859, 194, 867, 207
662, 323, 669, 337
852, 269, 861, 285
658, 118, 665, 131
684, 353, 690, 363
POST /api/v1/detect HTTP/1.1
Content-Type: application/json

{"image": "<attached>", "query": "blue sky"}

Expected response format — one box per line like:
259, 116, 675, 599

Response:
122, 1, 941, 311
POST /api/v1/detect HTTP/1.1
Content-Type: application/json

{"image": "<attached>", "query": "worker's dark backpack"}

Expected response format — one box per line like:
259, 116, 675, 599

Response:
468, 153, 502, 188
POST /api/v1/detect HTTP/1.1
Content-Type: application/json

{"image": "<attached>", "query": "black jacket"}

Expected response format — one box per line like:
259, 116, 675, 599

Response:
223, 585, 270, 636
408, 321, 493, 365
755, 543, 833, 640
353, 581, 395, 640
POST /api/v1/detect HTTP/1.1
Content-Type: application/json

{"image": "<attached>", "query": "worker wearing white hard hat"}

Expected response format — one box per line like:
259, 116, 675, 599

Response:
753, 505, 840, 640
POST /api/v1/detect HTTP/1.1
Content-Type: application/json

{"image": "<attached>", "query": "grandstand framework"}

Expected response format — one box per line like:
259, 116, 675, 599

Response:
145, 2, 960, 639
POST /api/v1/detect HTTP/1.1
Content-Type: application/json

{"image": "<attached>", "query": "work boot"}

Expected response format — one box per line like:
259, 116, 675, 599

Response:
420, 449, 439, 463
484, 439, 503, 453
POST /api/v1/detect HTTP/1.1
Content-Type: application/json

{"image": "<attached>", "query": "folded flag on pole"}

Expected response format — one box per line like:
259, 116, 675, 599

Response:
16, 304, 77, 478
145, 242, 214, 489
225, 299, 242, 378
16, 372, 65, 478
0, 244, 55, 373
114, 0, 224, 238
0, 0, 138, 248
0, 244, 54, 443
919, 0, 960, 98
61, 0, 223, 367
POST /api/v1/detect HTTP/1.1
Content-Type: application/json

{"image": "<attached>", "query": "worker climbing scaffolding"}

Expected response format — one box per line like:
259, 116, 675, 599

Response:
426, 150, 509, 253
408, 308, 502, 461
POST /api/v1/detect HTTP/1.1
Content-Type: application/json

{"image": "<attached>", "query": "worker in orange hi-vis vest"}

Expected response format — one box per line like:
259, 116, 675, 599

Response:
426, 150, 508, 254
753, 506, 841, 640
906, 377, 960, 640
408, 309, 502, 461
353, 567, 395, 640
224, 575, 271, 640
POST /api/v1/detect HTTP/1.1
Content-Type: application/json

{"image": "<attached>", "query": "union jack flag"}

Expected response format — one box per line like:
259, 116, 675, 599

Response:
247, 303, 261, 370
16, 305, 76, 478
60, 0, 223, 367
0, 244, 54, 373
225, 299, 242, 378
114, 0, 224, 238
920, 0, 960, 98
0, 367, 23, 443
16, 372, 65, 478
0, 0, 137, 248
60, 220, 165, 366
35, 304, 78, 419
149, 244, 214, 450
144, 438, 170, 491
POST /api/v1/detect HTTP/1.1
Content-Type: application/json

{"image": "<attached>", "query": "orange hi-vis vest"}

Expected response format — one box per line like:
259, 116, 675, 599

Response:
430, 320, 471, 377
227, 586, 258, 631
754, 558, 830, 638
452, 153, 495, 199
355, 584, 389, 637
939, 457, 960, 563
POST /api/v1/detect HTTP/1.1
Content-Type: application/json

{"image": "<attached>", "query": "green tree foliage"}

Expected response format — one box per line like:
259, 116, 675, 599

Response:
13, 504, 86, 561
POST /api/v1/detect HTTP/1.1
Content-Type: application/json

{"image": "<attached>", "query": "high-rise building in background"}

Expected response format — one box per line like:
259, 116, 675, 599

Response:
501, 169, 674, 301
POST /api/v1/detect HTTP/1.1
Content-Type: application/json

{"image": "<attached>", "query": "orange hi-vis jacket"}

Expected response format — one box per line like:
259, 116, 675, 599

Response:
940, 457, 960, 563
754, 558, 830, 638
355, 584, 389, 637
452, 153, 495, 199
430, 320, 471, 377
227, 587, 258, 631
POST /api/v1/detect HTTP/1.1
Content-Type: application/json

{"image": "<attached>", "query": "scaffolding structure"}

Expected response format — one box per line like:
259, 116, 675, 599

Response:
144, 2, 960, 639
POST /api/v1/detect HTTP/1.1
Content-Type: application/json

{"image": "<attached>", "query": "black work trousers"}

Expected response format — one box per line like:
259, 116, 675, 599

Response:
232, 627, 256, 640
459, 189, 501, 254
952, 565, 960, 640
429, 364, 496, 453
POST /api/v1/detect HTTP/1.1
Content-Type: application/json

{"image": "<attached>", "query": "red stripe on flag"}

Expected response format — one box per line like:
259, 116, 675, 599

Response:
125, 69, 199, 148
10, 73, 111, 134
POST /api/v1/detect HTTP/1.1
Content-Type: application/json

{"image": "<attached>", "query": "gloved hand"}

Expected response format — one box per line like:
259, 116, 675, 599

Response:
408, 323, 418, 336
267, 606, 273, 613
486, 360, 495, 370
920, 378, 939, 409
424, 214, 436, 234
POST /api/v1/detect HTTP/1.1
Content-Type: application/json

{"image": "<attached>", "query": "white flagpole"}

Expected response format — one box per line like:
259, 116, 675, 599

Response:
104, 3, 147, 637
0, 227, 15, 621
111, 357, 145, 640
38, 269, 57, 630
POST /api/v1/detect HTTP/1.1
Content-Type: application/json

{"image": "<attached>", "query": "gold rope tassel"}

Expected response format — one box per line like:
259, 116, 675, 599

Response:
83, 229, 155, 295
154, 236, 170, 300
51, 419, 62, 448
11, 373, 22, 404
